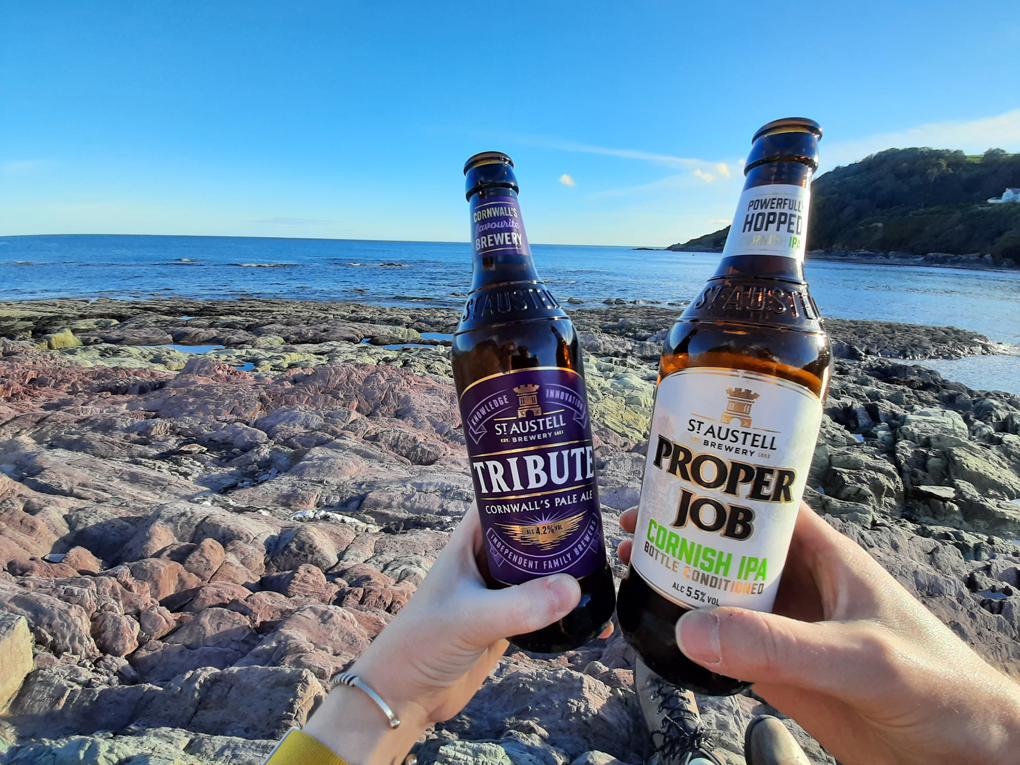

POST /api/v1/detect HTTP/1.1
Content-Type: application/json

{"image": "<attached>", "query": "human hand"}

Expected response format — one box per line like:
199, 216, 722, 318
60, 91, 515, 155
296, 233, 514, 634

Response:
618, 503, 1020, 765
304, 506, 584, 765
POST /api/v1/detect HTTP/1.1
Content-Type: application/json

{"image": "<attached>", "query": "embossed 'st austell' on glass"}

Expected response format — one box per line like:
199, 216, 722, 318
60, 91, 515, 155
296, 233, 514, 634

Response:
453, 152, 616, 654
617, 119, 833, 695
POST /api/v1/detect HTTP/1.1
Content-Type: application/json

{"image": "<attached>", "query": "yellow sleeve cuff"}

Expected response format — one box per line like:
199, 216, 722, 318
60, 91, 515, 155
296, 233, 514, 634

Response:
264, 729, 351, 765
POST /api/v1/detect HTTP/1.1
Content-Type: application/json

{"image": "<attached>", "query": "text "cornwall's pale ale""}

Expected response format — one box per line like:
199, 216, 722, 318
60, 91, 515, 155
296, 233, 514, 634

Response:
453, 152, 617, 653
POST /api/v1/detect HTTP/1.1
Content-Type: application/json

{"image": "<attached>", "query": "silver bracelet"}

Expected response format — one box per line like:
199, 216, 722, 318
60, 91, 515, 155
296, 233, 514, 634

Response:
329, 672, 401, 729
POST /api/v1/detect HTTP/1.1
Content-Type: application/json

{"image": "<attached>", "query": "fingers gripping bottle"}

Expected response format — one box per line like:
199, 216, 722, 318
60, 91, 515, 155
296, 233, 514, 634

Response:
453, 152, 617, 653
617, 119, 832, 694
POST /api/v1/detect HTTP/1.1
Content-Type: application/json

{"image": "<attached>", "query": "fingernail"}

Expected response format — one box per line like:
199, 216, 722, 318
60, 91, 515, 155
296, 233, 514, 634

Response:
676, 609, 722, 666
544, 574, 580, 612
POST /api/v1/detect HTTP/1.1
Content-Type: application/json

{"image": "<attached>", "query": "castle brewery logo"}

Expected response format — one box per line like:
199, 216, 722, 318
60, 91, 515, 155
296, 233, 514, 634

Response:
513, 384, 542, 418
721, 388, 759, 427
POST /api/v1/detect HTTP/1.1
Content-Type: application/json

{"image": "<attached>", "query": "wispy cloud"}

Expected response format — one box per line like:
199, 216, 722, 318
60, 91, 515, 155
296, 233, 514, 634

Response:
715, 163, 731, 178
824, 109, 1020, 169
254, 216, 332, 225
693, 168, 716, 183
559, 173, 577, 187
587, 173, 688, 198
505, 133, 717, 171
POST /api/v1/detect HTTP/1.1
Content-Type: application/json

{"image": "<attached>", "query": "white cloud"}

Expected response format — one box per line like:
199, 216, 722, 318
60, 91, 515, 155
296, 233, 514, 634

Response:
559, 173, 577, 187
693, 169, 716, 183
715, 163, 731, 178
824, 109, 1020, 169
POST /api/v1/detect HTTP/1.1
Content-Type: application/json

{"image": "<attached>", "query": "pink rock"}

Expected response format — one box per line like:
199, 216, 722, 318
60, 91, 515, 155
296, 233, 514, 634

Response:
164, 607, 255, 648
94, 570, 157, 615
138, 605, 176, 641
16, 576, 99, 617
121, 523, 180, 563
0, 538, 34, 568
183, 583, 253, 613
224, 541, 266, 577
208, 555, 257, 587
7, 558, 80, 578
193, 513, 278, 551
127, 558, 203, 601
261, 564, 335, 602
130, 607, 259, 684
63, 546, 102, 574
182, 538, 225, 582
91, 611, 140, 657
237, 604, 371, 681
0, 505, 57, 558
345, 606, 391, 638
0, 579, 98, 657
316, 524, 357, 556
339, 564, 394, 588
271, 526, 338, 573
19, 450, 203, 506
137, 665, 322, 739
228, 591, 305, 631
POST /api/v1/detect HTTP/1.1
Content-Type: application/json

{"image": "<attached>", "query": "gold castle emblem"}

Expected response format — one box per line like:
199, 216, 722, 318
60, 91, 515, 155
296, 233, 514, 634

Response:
513, 384, 542, 418
498, 512, 585, 551
721, 387, 759, 428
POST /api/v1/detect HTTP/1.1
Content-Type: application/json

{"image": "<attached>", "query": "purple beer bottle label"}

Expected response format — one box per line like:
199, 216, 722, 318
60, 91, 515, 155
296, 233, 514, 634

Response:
460, 366, 605, 585
470, 195, 531, 260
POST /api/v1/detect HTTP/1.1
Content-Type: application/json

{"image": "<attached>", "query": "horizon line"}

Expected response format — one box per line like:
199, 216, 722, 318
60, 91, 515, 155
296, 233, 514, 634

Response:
0, 232, 656, 249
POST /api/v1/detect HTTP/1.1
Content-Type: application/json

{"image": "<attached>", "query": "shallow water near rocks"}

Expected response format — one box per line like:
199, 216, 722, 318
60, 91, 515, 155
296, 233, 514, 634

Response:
913, 355, 1020, 396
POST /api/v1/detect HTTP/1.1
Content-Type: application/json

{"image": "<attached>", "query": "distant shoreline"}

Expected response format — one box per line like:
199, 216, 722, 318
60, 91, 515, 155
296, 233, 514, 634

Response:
639, 247, 1020, 273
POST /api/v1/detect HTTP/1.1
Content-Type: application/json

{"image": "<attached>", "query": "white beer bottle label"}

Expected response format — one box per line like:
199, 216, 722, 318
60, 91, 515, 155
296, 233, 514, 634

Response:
721, 184, 811, 262
630, 367, 822, 612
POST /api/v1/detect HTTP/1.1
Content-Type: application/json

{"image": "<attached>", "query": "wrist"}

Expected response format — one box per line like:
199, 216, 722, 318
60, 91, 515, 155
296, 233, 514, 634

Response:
983, 681, 1020, 762
302, 658, 430, 765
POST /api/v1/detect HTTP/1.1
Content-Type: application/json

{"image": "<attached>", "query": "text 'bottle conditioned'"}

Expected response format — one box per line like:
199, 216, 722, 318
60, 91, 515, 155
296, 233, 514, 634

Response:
617, 119, 832, 693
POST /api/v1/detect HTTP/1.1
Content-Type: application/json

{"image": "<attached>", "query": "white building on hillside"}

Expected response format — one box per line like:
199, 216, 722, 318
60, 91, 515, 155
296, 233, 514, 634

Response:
988, 188, 1020, 203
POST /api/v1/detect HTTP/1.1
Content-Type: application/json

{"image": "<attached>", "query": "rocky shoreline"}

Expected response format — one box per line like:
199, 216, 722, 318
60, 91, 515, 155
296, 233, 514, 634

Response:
807, 249, 1020, 271
0, 299, 1019, 764
658, 246, 1020, 272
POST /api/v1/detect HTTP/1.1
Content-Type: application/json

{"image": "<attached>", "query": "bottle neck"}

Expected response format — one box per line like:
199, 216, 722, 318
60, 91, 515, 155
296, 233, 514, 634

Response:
468, 186, 541, 292
713, 160, 815, 283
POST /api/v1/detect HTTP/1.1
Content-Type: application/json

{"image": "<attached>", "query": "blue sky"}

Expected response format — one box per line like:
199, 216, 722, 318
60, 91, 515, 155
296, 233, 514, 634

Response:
1, 2, 1018, 246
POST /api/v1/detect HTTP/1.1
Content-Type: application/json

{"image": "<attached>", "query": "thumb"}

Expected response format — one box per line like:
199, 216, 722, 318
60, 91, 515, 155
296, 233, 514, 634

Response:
676, 607, 856, 691
465, 574, 581, 647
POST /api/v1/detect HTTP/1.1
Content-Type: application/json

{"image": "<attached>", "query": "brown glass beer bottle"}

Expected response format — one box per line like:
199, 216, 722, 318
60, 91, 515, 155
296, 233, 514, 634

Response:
617, 119, 832, 693
453, 151, 616, 653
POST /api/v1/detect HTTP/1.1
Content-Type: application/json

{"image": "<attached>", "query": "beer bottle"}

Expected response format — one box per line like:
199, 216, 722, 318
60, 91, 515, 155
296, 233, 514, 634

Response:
453, 151, 616, 653
617, 119, 831, 693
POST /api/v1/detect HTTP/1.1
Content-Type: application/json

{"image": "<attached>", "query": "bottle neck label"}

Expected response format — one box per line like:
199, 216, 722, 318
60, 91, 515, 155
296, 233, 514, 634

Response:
459, 367, 605, 585
721, 183, 810, 262
470, 194, 531, 260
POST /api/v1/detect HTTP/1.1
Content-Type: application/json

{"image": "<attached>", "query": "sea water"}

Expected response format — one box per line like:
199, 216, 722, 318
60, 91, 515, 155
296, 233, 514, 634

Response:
2, 234, 1018, 393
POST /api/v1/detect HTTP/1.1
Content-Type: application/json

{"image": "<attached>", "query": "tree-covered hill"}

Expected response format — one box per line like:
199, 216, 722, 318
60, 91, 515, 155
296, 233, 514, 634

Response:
669, 148, 1020, 264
